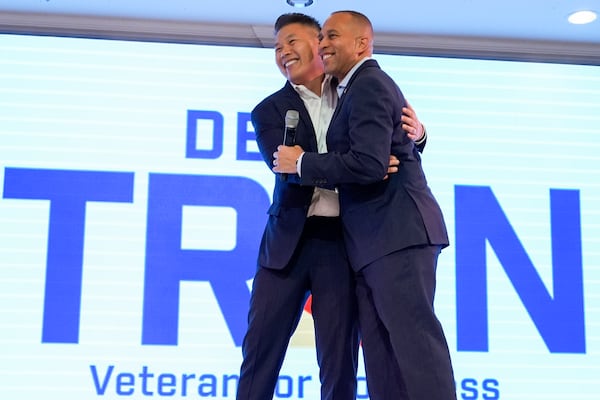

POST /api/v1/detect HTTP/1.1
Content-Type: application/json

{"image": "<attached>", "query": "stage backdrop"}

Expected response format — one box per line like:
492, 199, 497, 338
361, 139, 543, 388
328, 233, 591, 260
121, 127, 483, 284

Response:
1, 33, 599, 400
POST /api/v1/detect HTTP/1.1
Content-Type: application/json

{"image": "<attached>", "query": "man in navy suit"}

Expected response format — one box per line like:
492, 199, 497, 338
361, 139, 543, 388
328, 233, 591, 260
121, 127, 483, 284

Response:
236, 13, 427, 400
274, 10, 456, 400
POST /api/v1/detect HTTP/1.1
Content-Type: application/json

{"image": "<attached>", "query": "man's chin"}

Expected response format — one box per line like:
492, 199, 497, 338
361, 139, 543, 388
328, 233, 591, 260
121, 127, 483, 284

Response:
287, 72, 301, 84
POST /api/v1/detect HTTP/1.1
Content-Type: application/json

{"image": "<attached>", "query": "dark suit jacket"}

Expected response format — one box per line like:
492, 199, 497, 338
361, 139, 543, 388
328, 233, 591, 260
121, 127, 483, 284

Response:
300, 60, 449, 271
251, 81, 318, 270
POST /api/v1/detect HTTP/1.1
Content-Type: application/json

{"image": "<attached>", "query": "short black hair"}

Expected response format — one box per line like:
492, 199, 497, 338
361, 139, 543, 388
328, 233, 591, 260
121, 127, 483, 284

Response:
274, 13, 321, 34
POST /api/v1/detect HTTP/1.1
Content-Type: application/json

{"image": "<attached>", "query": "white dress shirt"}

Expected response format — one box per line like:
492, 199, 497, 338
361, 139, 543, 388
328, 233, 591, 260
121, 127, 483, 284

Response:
291, 75, 339, 217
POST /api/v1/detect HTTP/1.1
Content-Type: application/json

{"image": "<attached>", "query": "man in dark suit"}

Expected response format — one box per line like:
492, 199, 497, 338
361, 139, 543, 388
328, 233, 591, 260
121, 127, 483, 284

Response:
274, 10, 456, 400
237, 13, 428, 400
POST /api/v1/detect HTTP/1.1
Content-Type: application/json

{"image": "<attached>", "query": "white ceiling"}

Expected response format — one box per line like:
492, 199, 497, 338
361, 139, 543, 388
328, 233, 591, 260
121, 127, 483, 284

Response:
1, 0, 599, 64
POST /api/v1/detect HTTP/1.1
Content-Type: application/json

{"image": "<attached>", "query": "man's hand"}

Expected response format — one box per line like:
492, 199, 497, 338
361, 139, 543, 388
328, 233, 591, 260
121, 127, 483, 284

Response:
273, 145, 304, 174
384, 155, 400, 180
402, 101, 424, 142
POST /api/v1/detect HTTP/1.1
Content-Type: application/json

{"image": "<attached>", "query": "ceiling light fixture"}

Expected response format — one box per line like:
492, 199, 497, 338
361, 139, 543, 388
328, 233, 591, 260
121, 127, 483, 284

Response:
286, 0, 314, 8
567, 10, 597, 24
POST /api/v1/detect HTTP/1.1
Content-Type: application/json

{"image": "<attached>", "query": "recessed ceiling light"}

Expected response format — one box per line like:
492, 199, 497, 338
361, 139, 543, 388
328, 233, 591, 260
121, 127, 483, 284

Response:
567, 10, 597, 24
286, 0, 314, 7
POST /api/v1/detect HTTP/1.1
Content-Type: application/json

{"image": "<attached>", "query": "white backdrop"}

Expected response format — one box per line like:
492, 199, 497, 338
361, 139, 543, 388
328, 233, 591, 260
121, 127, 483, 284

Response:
1, 33, 599, 399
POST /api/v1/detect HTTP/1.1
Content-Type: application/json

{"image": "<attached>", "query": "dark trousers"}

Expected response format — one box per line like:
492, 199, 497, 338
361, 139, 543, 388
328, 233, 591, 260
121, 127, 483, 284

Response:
237, 217, 359, 400
356, 245, 456, 400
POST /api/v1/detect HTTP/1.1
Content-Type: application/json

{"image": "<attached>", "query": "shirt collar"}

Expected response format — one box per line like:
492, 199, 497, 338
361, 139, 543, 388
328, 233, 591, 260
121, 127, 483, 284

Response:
290, 74, 336, 100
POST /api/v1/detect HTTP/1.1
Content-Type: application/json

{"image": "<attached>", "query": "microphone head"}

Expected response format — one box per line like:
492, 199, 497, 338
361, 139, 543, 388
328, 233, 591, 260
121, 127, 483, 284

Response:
285, 110, 300, 129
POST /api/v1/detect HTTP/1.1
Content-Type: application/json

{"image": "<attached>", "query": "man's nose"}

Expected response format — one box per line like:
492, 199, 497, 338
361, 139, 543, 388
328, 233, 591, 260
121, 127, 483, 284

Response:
280, 43, 292, 55
318, 38, 327, 51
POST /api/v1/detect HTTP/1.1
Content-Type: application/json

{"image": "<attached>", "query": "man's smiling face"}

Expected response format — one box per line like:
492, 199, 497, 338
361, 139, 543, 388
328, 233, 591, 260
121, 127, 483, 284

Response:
274, 22, 323, 86
319, 12, 367, 80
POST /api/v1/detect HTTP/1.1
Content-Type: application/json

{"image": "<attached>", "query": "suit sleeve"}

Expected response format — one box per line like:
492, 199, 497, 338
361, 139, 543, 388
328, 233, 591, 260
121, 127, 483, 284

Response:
415, 128, 427, 153
252, 100, 303, 184
301, 72, 404, 186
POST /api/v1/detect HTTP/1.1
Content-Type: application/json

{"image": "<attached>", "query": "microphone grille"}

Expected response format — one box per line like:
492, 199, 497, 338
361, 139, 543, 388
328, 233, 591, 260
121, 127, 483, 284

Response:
285, 110, 300, 128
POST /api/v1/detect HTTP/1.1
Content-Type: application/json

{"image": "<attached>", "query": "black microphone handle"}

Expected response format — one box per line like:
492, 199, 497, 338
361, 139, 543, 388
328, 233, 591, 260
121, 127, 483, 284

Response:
280, 126, 296, 181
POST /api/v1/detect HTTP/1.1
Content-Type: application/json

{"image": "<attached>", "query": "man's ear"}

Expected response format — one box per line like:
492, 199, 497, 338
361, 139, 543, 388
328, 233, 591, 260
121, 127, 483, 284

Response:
355, 36, 369, 53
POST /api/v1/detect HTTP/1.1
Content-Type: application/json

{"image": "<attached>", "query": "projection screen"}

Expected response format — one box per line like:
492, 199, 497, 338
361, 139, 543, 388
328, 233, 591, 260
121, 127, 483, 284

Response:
1, 33, 599, 399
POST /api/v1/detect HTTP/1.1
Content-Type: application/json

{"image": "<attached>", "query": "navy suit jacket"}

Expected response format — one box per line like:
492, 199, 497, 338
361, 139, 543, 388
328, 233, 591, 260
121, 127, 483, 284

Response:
300, 60, 449, 271
251, 81, 318, 270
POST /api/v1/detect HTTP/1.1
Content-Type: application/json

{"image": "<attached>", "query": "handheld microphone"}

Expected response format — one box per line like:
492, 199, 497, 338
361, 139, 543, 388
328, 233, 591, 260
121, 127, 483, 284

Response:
281, 110, 299, 181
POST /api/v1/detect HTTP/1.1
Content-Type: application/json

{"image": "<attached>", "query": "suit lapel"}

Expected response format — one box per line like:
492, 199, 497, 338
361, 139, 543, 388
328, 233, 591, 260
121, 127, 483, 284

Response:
329, 59, 380, 125
282, 81, 318, 151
